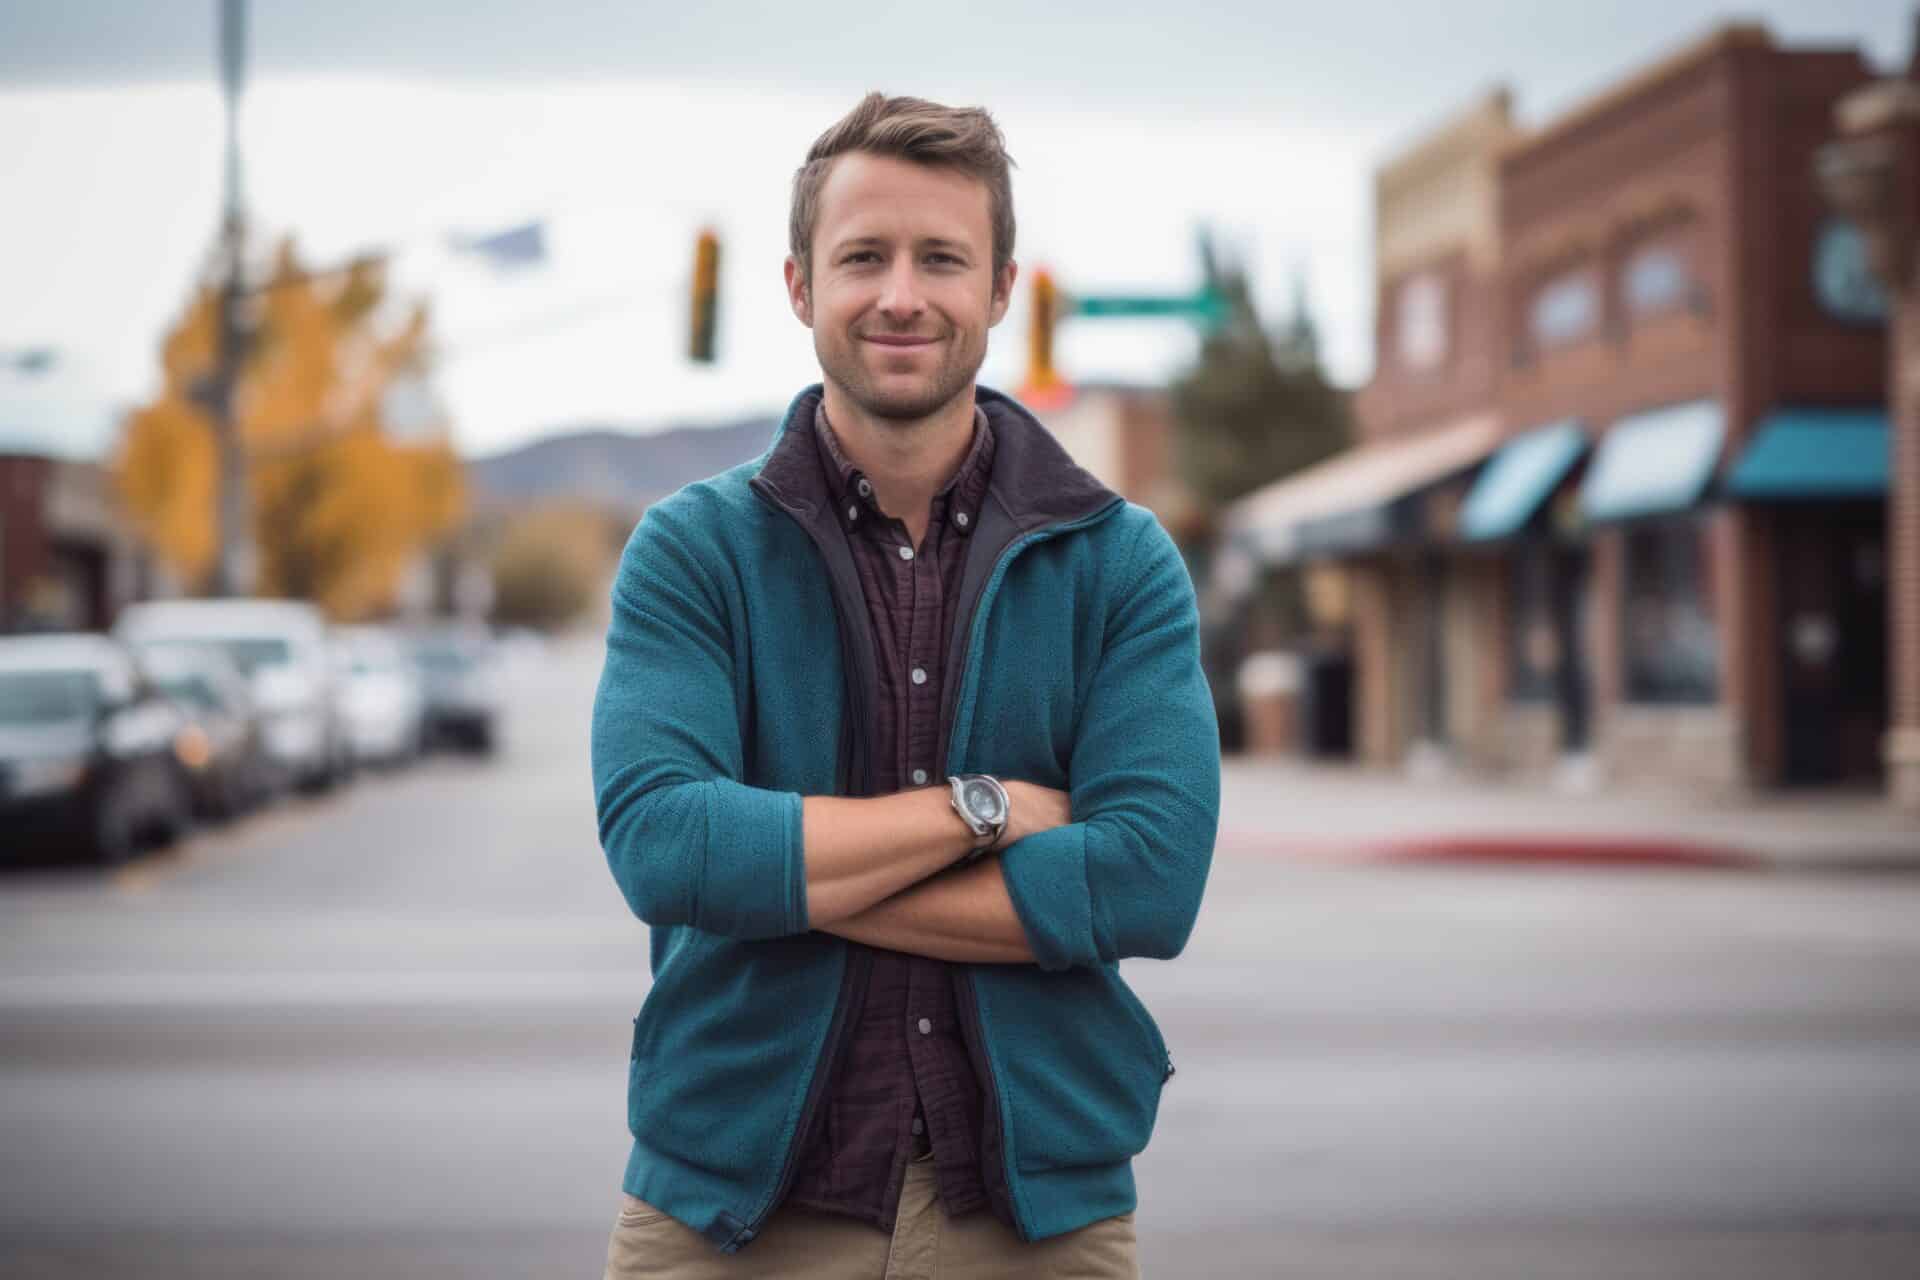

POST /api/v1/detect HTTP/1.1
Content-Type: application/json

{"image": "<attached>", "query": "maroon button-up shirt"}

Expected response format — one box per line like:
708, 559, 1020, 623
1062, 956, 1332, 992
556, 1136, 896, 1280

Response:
785, 402, 998, 1231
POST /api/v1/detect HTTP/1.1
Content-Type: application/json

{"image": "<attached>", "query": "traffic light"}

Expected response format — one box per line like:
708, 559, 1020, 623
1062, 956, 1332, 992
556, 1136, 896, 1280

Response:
1026, 268, 1058, 390
690, 228, 721, 363
1023, 268, 1073, 408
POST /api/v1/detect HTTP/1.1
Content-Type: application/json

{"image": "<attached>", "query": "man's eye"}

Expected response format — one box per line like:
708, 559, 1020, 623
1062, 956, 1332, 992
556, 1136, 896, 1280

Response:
845, 252, 880, 265
927, 254, 963, 266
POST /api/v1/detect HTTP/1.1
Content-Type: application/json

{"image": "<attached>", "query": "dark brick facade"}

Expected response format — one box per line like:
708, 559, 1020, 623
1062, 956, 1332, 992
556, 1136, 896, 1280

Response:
1489, 26, 1881, 790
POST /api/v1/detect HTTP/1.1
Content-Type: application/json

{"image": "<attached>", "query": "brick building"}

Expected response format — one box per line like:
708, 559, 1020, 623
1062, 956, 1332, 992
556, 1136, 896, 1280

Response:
0, 452, 154, 633
1820, 46, 1920, 810
1227, 24, 1898, 797
1486, 25, 1883, 792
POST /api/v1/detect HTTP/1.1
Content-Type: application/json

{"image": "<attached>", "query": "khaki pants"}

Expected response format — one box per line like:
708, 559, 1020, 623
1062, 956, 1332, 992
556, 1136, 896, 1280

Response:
603, 1154, 1138, 1279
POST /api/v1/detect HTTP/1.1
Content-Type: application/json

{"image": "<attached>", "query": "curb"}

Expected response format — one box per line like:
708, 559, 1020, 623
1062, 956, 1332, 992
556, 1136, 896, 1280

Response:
1219, 832, 1764, 869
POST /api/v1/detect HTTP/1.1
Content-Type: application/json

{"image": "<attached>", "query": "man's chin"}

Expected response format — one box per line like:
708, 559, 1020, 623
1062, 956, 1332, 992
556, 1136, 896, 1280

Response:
844, 375, 969, 424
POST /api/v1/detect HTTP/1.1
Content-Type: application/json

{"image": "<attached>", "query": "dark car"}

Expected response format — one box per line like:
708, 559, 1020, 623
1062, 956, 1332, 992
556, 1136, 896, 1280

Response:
410, 625, 502, 754
0, 634, 194, 866
140, 643, 275, 819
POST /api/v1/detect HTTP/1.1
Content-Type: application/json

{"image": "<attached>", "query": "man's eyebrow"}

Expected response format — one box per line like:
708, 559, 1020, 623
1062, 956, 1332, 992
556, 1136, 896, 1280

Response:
827, 235, 975, 255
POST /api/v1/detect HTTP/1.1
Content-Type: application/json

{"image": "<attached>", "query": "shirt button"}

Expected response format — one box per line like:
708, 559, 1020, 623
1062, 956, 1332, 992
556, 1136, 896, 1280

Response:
955, 511, 970, 529
911, 666, 928, 686
911, 1117, 925, 1135
912, 768, 928, 785
857, 478, 873, 499
917, 1017, 932, 1036
898, 545, 914, 561
846, 504, 859, 522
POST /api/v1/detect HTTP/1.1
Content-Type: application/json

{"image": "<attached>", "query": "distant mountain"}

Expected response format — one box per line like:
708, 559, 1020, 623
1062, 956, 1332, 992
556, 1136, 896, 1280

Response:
468, 416, 775, 512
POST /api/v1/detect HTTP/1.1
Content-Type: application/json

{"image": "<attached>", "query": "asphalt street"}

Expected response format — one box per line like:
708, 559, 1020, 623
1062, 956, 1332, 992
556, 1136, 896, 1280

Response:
3, 636, 1918, 1278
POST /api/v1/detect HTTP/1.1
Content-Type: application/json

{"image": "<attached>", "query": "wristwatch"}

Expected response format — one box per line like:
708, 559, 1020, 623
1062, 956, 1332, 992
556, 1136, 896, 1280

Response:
947, 774, 1010, 860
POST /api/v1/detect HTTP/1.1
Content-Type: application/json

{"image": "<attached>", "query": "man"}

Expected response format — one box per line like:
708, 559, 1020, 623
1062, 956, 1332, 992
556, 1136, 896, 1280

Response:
592, 92, 1219, 1278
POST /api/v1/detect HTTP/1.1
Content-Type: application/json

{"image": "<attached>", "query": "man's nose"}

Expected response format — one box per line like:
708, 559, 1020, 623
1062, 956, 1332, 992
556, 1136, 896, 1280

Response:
876, 258, 926, 322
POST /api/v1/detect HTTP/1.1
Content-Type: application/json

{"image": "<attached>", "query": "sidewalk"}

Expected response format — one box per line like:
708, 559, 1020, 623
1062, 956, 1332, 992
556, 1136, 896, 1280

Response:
1218, 757, 1920, 872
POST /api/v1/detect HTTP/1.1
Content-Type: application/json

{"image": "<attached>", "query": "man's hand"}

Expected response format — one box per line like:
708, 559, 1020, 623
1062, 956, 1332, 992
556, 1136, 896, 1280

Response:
994, 779, 1071, 849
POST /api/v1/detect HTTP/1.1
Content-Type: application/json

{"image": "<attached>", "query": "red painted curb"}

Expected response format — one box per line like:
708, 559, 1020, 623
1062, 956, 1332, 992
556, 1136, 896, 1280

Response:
1218, 832, 1764, 869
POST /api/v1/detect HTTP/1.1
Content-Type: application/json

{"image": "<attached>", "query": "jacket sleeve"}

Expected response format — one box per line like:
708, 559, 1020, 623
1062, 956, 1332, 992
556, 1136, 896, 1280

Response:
590, 505, 809, 940
998, 515, 1221, 971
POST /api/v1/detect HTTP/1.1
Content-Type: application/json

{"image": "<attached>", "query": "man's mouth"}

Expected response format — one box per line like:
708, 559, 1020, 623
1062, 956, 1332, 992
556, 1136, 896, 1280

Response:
862, 334, 939, 348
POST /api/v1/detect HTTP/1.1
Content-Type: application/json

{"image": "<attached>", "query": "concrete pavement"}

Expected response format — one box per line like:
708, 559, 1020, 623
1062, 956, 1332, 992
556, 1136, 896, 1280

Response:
2, 633, 1918, 1277
1221, 757, 1920, 871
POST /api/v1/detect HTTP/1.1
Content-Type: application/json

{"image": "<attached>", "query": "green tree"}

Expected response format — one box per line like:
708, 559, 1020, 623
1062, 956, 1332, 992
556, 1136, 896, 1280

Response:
1173, 237, 1353, 750
1172, 239, 1349, 513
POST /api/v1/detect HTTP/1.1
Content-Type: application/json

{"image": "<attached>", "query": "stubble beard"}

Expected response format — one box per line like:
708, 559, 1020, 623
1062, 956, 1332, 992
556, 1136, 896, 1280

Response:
819, 329, 985, 426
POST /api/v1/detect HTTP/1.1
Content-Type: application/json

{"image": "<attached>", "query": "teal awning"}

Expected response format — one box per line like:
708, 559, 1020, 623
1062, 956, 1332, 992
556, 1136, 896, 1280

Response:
1579, 400, 1724, 523
1727, 408, 1888, 499
1460, 420, 1587, 541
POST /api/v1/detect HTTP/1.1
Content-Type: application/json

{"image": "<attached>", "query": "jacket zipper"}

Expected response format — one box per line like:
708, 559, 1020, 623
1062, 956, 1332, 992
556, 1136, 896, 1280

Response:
742, 474, 878, 1247
946, 500, 1125, 1241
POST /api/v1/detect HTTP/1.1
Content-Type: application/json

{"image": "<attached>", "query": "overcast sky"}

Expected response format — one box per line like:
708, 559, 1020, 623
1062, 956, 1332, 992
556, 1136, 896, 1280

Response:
1, 1, 1909, 459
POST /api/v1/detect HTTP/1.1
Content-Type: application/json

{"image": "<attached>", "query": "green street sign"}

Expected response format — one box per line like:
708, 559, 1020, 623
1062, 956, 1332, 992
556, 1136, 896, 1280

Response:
1067, 288, 1227, 327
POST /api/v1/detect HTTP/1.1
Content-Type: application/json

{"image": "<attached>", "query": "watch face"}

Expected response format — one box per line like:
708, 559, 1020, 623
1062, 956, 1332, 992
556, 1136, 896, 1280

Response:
963, 780, 1005, 824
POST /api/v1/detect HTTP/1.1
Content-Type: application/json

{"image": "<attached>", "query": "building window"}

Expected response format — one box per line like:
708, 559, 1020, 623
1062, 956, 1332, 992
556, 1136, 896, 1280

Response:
1508, 543, 1557, 702
1529, 267, 1598, 351
1623, 243, 1691, 318
1622, 518, 1719, 704
1396, 272, 1449, 371
1812, 217, 1889, 326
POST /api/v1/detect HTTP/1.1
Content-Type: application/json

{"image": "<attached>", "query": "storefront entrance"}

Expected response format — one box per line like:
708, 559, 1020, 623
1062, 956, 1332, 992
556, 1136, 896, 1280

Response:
1550, 546, 1592, 754
1775, 505, 1887, 785
1510, 540, 1593, 758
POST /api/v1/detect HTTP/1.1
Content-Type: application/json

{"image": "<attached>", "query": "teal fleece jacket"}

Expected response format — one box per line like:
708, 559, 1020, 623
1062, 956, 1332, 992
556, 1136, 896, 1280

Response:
591, 384, 1220, 1252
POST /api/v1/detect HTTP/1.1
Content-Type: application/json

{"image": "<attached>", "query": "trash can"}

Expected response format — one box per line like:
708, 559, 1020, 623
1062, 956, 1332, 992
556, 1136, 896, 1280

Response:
1237, 651, 1302, 756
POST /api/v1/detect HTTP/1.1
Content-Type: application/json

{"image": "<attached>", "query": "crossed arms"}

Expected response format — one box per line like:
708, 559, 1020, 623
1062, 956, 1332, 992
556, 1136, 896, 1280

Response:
590, 503, 1219, 973
800, 782, 1070, 963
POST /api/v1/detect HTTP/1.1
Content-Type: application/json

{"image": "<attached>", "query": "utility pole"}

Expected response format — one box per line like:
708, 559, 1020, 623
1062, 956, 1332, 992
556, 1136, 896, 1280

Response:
208, 0, 255, 596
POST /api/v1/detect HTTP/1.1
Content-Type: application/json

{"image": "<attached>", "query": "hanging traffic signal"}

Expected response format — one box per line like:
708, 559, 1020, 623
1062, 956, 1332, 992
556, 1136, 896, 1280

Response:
1022, 268, 1075, 408
690, 228, 721, 363
1027, 268, 1058, 390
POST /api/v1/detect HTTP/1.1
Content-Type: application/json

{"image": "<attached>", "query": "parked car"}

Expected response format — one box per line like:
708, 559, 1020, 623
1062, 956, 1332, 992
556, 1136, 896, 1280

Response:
411, 624, 502, 754
0, 634, 194, 865
115, 599, 351, 793
332, 625, 426, 769
139, 643, 273, 818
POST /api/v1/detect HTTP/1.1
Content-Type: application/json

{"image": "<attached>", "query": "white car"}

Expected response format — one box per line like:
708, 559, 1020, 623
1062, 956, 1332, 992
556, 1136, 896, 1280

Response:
331, 625, 426, 768
114, 599, 350, 793
411, 624, 503, 755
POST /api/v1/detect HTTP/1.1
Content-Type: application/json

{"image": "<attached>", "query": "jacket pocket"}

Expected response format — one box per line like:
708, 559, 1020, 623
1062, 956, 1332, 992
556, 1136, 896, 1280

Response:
624, 928, 846, 1184
1114, 973, 1174, 1083
973, 963, 1171, 1175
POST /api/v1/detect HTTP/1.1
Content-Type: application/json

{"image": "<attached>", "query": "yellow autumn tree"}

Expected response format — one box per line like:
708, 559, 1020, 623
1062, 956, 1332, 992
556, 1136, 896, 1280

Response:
115, 238, 467, 619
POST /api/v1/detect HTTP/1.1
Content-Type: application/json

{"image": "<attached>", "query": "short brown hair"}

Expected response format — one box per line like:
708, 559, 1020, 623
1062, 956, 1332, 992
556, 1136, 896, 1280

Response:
789, 92, 1016, 282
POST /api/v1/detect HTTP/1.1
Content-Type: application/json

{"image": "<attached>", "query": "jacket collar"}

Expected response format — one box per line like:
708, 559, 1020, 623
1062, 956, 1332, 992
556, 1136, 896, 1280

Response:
753, 383, 1118, 534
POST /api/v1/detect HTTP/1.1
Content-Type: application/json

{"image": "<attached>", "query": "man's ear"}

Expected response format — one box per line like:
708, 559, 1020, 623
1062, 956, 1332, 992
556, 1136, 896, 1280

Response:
784, 256, 813, 328
988, 260, 1019, 328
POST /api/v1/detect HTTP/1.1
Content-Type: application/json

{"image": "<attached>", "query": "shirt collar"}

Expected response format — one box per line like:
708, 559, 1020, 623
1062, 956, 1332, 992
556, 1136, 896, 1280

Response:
813, 401, 996, 537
